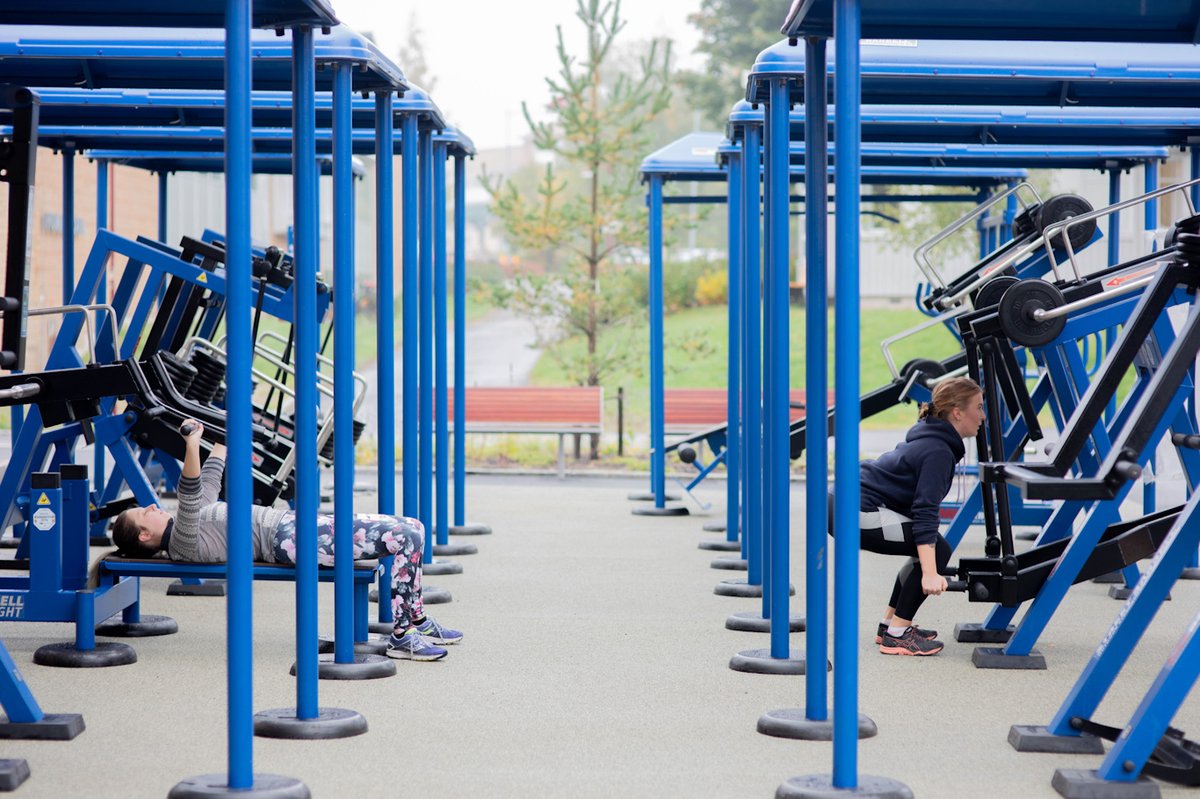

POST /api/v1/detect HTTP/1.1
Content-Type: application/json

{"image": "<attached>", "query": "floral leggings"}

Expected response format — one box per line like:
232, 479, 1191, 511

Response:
272, 512, 425, 631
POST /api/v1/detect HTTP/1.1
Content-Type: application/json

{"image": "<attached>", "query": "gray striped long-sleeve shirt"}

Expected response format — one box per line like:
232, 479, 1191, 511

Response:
166, 456, 290, 563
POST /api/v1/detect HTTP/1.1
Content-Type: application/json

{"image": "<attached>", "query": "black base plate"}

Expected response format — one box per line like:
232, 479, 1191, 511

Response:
96, 614, 178, 637
288, 653, 396, 681
1008, 725, 1105, 754
758, 709, 877, 741
368, 621, 395, 636
714, 579, 794, 598
1179, 567, 1200, 580
253, 707, 367, 740
711, 557, 747, 571
776, 774, 914, 799
0, 759, 30, 792
973, 646, 1046, 670
701, 522, 727, 533
33, 641, 136, 668
433, 543, 477, 557
168, 773, 310, 799
447, 523, 491, 536
627, 491, 680, 502
1109, 585, 1170, 601
698, 539, 741, 552
631, 505, 689, 516
168, 579, 226, 597
317, 634, 388, 656
729, 648, 810, 675
422, 560, 463, 576
725, 610, 805, 633
0, 713, 85, 740
954, 622, 1015, 643
1051, 769, 1159, 799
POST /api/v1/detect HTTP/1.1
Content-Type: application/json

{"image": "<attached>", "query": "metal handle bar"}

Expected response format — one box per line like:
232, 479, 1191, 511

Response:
1029, 253, 1176, 323
1042, 176, 1200, 284
0, 383, 40, 401
913, 181, 1042, 290
26, 303, 121, 366
880, 307, 961, 381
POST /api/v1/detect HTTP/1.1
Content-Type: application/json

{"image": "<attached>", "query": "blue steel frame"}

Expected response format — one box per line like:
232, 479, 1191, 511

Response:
759, 2, 1200, 792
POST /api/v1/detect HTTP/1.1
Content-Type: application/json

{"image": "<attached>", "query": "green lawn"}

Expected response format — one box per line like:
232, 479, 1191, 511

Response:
529, 304, 962, 433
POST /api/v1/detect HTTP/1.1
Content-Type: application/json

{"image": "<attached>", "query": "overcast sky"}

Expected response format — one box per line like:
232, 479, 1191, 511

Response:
330, 0, 706, 150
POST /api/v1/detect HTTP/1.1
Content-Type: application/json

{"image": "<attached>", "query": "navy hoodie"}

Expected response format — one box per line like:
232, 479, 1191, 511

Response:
859, 416, 966, 546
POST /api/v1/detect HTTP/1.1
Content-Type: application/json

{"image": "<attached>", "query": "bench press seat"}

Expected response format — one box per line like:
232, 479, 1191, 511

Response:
97, 554, 381, 582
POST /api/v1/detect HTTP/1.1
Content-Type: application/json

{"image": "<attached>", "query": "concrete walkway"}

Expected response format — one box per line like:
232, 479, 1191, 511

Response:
3, 473, 1200, 798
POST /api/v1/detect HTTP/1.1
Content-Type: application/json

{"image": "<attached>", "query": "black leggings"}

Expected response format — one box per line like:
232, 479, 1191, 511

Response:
827, 493, 951, 621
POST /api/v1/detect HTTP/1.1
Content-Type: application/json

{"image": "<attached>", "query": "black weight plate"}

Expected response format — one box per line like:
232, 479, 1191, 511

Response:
899, 358, 946, 387
974, 275, 1020, 310
998, 279, 1067, 348
1036, 194, 1096, 251
1167, 215, 1200, 248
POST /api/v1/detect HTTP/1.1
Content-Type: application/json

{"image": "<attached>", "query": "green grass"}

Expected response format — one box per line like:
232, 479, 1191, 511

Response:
529, 303, 962, 435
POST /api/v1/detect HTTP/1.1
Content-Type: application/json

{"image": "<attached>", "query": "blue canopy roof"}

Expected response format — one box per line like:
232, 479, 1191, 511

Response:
641, 133, 1029, 186
0, 25, 406, 91
0, 88, 457, 137
85, 149, 363, 177
0, 1, 338, 28
434, 126, 477, 158
747, 39, 1200, 107
9, 124, 452, 158
726, 100, 1200, 148
781, 1, 1200, 43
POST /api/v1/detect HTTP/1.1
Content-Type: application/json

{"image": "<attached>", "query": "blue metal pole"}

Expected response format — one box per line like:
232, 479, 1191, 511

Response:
94, 159, 108, 495
419, 129, 435, 560
157, 169, 168, 243
434, 142, 449, 546
804, 35, 829, 720
1003, 182, 1017, 246
833, 0, 862, 787
290, 26, 320, 716
62, 145, 75, 303
402, 115, 420, 519
649, 175, 666, 508
223, 0, 253, 786
725, 152, 742, 545
1192, 148, 1200, 210
453, 155, 467, 526
761, 106, 775, 614
767, 78, 791, 660
332, 63, 356, 663
743, 123, 762, 585
374, 91, 396, 627
1108, 169, 1121, 266
1144, 160, 1158, 515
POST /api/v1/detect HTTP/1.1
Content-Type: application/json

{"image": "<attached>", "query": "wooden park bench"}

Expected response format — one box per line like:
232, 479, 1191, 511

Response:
446, 386, 604, 478
663, 388, 813, 435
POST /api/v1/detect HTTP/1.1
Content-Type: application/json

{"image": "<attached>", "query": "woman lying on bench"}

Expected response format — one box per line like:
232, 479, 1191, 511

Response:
110, 419, 461, 662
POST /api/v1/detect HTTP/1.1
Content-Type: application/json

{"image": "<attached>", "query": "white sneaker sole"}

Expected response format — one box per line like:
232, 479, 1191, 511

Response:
386, 648, 447, 662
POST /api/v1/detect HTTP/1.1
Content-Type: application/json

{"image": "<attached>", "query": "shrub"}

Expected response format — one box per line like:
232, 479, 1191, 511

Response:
694, 268, 727, 305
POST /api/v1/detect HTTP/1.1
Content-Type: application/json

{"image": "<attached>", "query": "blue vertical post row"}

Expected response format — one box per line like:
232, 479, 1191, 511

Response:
453, 155, 467, 527
434, 142, 449, 546
157, 170, 168, 243
290, 25, 320, 717
331, 62, 356, 664
832, 0, 862, 786
221, 1, 253, 788
62, 145, 74, 303
374, 91, 397, 626
760, 103, 776, 613
402, 114, 420, 520
804, 35, 829, 721
419, 129, 435, 559
649, 175, 666, 508
742, 123, 762, 584
767, 79, 791, 660
94, 159, 108, 494
725, 150, 742, 545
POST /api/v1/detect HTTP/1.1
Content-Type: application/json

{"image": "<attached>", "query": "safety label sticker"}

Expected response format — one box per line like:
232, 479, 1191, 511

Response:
36, 492, 50, 506
32, 508, 56, 531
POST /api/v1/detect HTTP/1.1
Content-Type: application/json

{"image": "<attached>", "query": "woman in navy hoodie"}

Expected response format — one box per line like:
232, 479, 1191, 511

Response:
831, 376, 984, 656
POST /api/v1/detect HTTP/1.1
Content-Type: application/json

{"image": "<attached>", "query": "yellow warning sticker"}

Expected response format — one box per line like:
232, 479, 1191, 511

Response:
197, 273, 208, 283
36, 493, 50, 506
